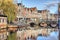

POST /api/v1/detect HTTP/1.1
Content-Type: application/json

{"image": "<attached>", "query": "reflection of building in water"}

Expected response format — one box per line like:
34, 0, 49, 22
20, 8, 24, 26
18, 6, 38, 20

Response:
17, 28, 58, 39
0, 9, 7, 40
8, 25, 18, 32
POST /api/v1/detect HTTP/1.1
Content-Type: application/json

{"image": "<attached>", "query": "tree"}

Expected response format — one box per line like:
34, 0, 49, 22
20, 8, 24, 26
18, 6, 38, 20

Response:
0, 0, 17, 24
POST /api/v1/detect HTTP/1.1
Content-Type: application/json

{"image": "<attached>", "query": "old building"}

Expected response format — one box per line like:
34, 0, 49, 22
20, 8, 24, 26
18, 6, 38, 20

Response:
16, 3, 38, 23
54, 14, 58, 21
16, 3, 25, 22
50, 14, 58, 21
16, 3, 57, 25
0, 9, 7, 40
37, 10, 50, 22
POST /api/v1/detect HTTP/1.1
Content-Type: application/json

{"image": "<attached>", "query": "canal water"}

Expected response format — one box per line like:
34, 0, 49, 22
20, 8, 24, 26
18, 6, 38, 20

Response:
17, 29, 59, 40
37, 31, 59, 40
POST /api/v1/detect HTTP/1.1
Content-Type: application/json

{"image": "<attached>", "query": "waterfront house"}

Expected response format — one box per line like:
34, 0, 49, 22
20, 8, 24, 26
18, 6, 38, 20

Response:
0, 9, 7, 40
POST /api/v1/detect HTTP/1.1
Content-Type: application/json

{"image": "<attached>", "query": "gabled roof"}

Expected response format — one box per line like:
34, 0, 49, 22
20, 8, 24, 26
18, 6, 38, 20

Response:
38, 10, 42, 13
38, 10, 49, 13
0, 9, 7, 17
17, 3, 22, 6
0, 14, 7, 17
24, 7, 37, 11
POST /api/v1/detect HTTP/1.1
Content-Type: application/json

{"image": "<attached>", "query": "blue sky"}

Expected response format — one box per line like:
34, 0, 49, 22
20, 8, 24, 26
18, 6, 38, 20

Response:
17, 0, 59, 14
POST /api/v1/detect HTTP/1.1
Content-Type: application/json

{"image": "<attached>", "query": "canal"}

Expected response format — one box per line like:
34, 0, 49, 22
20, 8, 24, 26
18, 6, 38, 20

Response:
16, 28, 59, 40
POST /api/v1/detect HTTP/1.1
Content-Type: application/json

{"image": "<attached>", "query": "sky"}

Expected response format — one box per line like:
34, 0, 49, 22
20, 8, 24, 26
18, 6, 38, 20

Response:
17, 0, 59, 14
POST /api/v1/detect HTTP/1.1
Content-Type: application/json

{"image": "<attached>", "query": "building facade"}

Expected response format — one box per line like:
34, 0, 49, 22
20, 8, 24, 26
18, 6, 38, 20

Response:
0, 10, 7, 40
16, 3, 58, 24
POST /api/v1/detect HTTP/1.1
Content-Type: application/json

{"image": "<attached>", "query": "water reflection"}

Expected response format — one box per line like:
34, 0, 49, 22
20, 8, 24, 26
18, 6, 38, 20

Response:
37, 31, 59, 40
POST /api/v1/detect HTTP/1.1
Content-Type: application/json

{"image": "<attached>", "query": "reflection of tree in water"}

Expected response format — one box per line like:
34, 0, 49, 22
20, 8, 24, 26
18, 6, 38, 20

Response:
10, 31, 13, 35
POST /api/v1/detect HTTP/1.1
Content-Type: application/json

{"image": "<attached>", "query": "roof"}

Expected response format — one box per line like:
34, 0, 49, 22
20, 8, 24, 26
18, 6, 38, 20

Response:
30, 7, 36, 11
17, 3, 22, 6
0, 14, 7, 17
38, 10, 42, 13
24, 7, 37, 11
38, 10, 49, 13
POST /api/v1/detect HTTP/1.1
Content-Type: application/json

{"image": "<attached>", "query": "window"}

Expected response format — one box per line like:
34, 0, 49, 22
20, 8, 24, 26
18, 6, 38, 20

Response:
31, 10, 32, 12
2, 19, 4, 23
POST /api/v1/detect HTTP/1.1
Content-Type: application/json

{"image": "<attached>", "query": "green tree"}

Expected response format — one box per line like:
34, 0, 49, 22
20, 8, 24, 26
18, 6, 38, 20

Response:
0, 0, 17, 24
